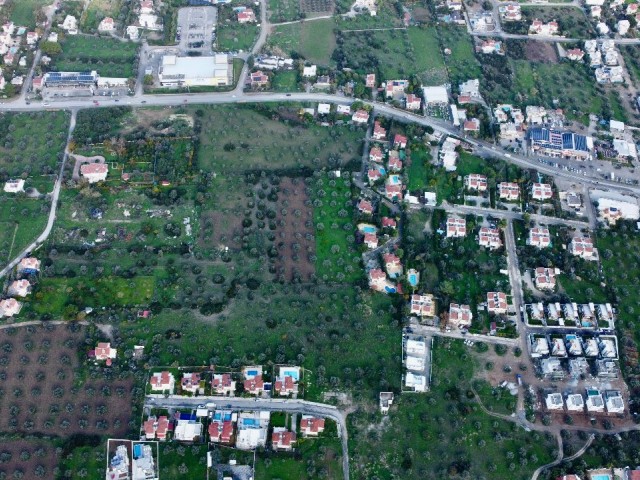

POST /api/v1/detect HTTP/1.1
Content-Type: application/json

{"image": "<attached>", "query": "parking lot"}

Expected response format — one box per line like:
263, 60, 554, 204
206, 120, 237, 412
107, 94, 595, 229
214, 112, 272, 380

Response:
176, 6, 217, 55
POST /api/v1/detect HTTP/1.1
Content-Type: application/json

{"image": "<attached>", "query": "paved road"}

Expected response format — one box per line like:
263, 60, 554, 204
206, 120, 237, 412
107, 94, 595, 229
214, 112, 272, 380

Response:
531, 434, 594, 480
471, 30, 640, 45
505, 219, 526, 336
145, 395, 350, 480
408, 320, 521, 346
0, 109, 77, 279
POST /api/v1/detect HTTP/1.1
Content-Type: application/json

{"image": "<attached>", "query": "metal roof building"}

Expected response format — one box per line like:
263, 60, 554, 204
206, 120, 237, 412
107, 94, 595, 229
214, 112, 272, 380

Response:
159, 55, 230, 87
43, 71, 98, 86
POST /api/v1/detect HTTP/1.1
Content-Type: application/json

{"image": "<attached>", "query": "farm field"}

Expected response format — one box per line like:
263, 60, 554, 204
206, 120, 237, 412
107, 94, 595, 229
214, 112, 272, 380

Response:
8, 0, 49, 28
0, 111, 70, 177
407, 27, 448, 85
54, 35, 138, 78
194, 104, 363, 173
0, 196, 49, 267
349, 337, 556, 479
267, 19, 336, 65
437, 26, 482, 87
0, 439, 60, 480
269, 0, 301, 23
216, 23, 259, 52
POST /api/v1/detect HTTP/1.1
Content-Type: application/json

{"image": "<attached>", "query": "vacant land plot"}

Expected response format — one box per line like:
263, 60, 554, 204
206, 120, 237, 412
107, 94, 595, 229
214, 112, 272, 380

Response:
524, 41, 558, 63
0, 439, 60, 480
312, 172, 362, 283
0, 324, 134, 438
195, 104, 363, 173
0, 111, 70, 177
437, 26, 482, 87
300, 0, 333, 14
0, 196, 49, 266
160, 443, 208, 478
9, 0, 49, 28
269, 0, 301, 22
407, 27, 448, 85
272, 70, 300, 91
54, 35, 138, 78
335, 29, 444, 82
503, 6, 594, 38
266, 19, 336, 65
350, 337, 556, 479
621, 46, 640, 86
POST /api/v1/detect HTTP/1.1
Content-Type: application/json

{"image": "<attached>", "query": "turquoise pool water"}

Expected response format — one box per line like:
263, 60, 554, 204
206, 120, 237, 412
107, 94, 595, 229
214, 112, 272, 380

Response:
385, 286, 396, 293
592, 475, 611, 480
362, 226, 376, 234
408, 274, 418, 286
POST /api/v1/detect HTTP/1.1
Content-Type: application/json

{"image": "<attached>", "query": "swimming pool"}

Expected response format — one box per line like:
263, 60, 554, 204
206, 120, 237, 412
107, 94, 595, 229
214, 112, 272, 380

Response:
378, 166, 387, 175
388, 175, 401, 185
243, 418, 258, 426
384, 285, 396, 293
362, 226, 376, 234
246, 369, 258, 377
408, 274, 418, 286
133, 444, 142, 459
592, 475, 611, 480
283, 369, 300, 381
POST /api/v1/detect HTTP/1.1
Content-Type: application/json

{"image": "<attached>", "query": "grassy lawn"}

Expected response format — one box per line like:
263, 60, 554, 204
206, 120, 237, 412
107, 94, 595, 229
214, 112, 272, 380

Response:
312, 172, 363, 284
272, 70, 300, 91
255, 433, 343, 479
216, 23, 259, 52
349, 337, 556, 479
608, 91, 628, 123
55, 35, 139, 78
406, 144, 461, 203
0, 111, 70, 177
159, 444, 207, 478
0, 196, 49, 266
194, 104, 363, 173
437, 26, 482, 87
269, 0, 301, 23
30, 276, 155, 317
9, 0, 50, 28
473, 379, 518, 415
267, 20, 336, 65
407, 27, 448, 85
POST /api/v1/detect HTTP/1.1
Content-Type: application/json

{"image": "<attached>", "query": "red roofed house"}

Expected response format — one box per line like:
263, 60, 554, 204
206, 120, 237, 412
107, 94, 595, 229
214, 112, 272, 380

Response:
143, 415, 170, 440
458, 95, 471, 104
98, 17, 116, 32
18, 257, 40, 274
3, 53, 14, 65
405, 93, 421, 111
0, 298, 21, 318
569, 237, 595, 259
238, 9, 256, 22
478, 227, 502, 250
566, 48, 585, 61
383, 253, 403, 278
368, 268, 387, 291
465, 174, 488, 192
181, 372, 201, 394
534, 267, 556, 290
95, 342, 117, 361
373, 121, 387, 140
212, 373, 236, 395
300, 415, 325, 436
150, 371, 175, 393
250, 70, 269, 87
357, 199, 374, 215
531, 183, 553, 201
529, 19, 559, 35
274, 375, 297, 396
385, 184, 402, 201
367, 169, 382, 184
8, 279, 30, 297
80, 163, 108, 183
272, 429, 296, 451
366, 73, 376, 88
498, 182, 520, 201
388, 155, 402, 172
394, 134, 407, 149
446, 216, 466, 238
381, 217, 397, 229
352, 109, 369, 124
364, 232, 378, 249
244, 375, 264, 395
140, 0, 154, 14
410, 294, 435, 317
627, 471, 640, 480
209, 420, 234, 443
26, 31, 39, 45
555, 476, 582, 480
487, 292, 508, 314
463, 118, 480, 132
369, 146, 383, 163
529, 227, 551, 248
32, 76, 43, 91
449, 303, 472, 328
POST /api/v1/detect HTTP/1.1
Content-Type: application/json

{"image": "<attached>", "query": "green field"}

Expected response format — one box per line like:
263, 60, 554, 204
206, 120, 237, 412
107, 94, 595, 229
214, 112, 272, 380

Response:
350, 338, 556, 478
267, 19, 336, 65
194, 104, 363, 173
269, 0, 301, 22
0, 111, 70, 177
0, 196, 49, 266
216, 21, 259, 52
55, 35, 138, 78
9, 0, 50, 28
159, 444, 207, 478
407, 27, 448, 85
272, 70, 300, 91
437, 26, 482, 87
312, 172, 363, 283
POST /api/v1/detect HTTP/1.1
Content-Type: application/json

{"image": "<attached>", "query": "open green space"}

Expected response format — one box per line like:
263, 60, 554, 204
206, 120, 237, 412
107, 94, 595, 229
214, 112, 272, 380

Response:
8, 0, 49, 28
216, 6, 260, 53
267, 19, 336, 65
194, 104, 363, 173
255, 432, 343, 479
272, 70, 300, 92
82, 0, 122, 32
312, 172, 363, 283
437, 26, 482, 87
473, 379, 518, 415
269, 0, 301, 23
407, 27, 448, 85
159, 444, 207, 478
350, 337, 556, 479
621, 45, 640, 86
0, 196, 49, 265
503, 6, 594, 38
0, 111, 70, 177
53, 35, 138, 78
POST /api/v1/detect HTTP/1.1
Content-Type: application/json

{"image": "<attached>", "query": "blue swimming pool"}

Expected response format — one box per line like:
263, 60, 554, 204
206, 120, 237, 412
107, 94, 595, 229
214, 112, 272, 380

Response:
389, 175, 400, 184
283, 369, 300, 381
378, 166, 387, 175
408, 274, 418, 286
385, 286, 396, 293
592, 475, 611, 480
243, 418, 257, 426
362, 226, 376, 234
246, 369, 258, 376
133, 444, 142, 459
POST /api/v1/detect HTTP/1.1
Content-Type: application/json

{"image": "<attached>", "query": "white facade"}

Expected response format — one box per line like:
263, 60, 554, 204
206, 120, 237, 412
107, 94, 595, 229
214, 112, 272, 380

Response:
159, 55, 230, 87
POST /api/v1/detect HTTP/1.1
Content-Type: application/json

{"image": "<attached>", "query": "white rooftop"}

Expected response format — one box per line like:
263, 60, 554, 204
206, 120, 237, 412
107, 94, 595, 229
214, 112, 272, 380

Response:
422, 85, 449, 104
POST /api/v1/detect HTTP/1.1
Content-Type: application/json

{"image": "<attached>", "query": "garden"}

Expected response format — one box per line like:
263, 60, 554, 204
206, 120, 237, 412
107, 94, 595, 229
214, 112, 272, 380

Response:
502, 6, 594, 38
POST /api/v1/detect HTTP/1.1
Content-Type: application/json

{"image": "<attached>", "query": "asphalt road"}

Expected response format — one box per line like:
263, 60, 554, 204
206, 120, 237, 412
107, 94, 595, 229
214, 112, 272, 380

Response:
145, 395, 350, 480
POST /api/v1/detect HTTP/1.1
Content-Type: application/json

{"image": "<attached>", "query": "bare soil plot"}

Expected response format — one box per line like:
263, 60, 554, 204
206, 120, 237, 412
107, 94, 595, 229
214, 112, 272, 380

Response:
0, 439, 60, 479
525, 41, 558, 63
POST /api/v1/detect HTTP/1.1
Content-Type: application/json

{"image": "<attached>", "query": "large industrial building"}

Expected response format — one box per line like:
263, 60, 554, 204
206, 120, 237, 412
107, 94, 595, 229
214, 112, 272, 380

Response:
43, 71, 98, 87
158, 54, 230, 87
529, 128, 593, 160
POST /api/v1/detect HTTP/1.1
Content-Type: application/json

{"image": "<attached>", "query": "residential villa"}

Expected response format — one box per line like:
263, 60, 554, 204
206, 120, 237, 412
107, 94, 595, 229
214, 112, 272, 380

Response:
180, 372, 202, 394
487, 292, 508, 314
498, 182, 520, 201
149, 371, 175, 393
449, 303, 472, 328
80, 163, 108, 183
17, 257, 40, 274
209, 418, 234, 443
366, 73, 376, 88
379, 392, 394, 414
272, 428, 296, 451
532, 183, 553, 201
529, 227, 551, 248
300, 416, 325, 436
569, 237, 596, 259
373, 121, 387, 140
381, 217, 397, 229
384, 184, 402, 201
478, 227, 502, 250
3, 179, 24, 193
388, 155, 402, 172
143, 415, 170, 440
529, 19, 559, 36
499, 3, 521, 21
385, 79, 409, 98
357, 199, 374, 215
534, 267, 557, 290
465, 174, 488, 192
352, 110, 369, 124
98, 17, 116, 32
212, 373, 236, 395
243, 374, 264, 396
237, 9, 256, 22
405, 94, 421, 110
383, 253, 403, 278
394, 133, 407, 149
364, 232, 378, 249
0, 298, 21, 318
94, 342, 117, 361
446, 216, 466, 238
274, 366, 300, 397
369, 146, 383, 163
250, 71, 269, 87
7, 279, 30, 297
410, 294, 436, 317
